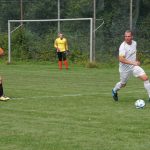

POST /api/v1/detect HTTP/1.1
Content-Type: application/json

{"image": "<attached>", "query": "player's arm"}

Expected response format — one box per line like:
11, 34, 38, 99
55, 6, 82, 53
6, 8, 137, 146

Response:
54, 39, 57, 48
0, 47, 4, 56
54, 39, 60, 52
119, 55, 140, 66
65, 39, 68, 51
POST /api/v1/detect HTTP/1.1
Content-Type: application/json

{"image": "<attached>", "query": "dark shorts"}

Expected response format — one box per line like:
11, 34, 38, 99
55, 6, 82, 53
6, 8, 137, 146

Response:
57, 51, 67, 61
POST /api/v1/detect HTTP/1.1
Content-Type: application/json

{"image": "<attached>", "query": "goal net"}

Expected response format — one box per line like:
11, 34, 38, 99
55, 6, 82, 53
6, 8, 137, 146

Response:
8, 18, 93, 63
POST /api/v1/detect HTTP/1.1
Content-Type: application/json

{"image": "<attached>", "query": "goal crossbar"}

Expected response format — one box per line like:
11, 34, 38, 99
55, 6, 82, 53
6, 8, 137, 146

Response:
8, 18, 93, 63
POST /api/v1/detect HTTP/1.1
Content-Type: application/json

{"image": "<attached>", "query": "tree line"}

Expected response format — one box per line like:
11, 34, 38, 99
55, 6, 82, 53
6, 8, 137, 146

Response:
0, 0, 150, 63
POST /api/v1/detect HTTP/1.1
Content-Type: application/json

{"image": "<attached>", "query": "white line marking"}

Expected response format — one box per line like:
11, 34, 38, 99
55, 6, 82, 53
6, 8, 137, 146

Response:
11, 90, 146, 100
11, 94, 82, 100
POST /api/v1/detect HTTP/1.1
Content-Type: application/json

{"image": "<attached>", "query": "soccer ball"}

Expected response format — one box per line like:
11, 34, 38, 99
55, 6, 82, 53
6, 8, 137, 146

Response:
134, 99, 145, 109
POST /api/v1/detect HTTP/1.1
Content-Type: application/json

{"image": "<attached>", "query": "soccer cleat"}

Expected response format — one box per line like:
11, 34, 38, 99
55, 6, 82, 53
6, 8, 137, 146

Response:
112, 89, 118, 101
0, 96, 10, 101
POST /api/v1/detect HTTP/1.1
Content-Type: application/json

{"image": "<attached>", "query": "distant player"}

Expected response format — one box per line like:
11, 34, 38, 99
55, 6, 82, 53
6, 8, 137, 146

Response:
0, 47, 10, 101
112, 30, 150, 101
54, 33, 69, 70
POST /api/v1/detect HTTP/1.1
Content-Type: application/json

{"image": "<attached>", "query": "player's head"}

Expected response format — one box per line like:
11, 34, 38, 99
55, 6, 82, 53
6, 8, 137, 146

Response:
124, 30, 133, 44
58, 33, 63, 39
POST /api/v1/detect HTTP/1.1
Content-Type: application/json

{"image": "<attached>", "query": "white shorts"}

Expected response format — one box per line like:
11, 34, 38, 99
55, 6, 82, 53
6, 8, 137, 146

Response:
120, 66, 145, 84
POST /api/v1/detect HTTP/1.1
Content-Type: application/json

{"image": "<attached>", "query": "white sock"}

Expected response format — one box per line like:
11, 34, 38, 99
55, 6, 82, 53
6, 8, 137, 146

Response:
144, 80, 150, 98
113, 82, 122, 93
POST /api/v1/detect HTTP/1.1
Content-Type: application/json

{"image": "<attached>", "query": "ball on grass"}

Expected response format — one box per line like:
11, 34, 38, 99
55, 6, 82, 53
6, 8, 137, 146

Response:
135, 99, 145, 109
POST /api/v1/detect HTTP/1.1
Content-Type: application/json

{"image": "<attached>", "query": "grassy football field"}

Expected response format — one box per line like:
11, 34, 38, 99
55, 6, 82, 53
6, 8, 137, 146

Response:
0, 62, 150, 150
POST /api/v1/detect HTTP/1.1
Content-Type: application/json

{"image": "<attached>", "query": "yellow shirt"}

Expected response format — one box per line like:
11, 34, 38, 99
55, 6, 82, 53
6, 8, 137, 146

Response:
54, 38, 68, 52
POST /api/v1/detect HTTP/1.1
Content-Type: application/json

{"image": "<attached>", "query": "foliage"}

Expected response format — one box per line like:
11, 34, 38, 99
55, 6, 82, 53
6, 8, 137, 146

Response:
0, 33, 8, 53
85, 61, 99, 68
11, 27, 56, 61
69, 50, 88, 64
0, 0, 150, 63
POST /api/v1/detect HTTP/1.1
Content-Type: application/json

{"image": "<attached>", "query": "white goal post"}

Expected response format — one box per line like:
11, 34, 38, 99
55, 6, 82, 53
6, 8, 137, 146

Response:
8, 18, 93, 63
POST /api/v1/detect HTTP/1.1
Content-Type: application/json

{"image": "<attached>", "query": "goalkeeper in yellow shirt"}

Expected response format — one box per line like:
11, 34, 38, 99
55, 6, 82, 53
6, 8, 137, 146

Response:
54, 33, 69, 70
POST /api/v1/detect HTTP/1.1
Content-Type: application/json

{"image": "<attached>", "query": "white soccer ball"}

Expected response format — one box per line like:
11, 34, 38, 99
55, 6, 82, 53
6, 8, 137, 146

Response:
135, 99, 145, 109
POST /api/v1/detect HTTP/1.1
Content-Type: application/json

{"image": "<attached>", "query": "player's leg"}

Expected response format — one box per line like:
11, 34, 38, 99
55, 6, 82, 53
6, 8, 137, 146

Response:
133, 66, 150, 101
0, 76, 10, 101
112, 71, 130, 101
57, 52, 62, 70
0, 77, 3, 97
62, 52, 68, 70
143, 79, 150, 101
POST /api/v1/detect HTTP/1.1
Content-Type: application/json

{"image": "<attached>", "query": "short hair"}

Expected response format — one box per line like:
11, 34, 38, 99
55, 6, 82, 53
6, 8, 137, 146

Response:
125, 30, 133, 36
58, 32, 63, 35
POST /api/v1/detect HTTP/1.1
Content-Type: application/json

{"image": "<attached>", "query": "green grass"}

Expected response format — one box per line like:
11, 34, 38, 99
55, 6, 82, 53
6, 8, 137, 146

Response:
0, 62, 150, 150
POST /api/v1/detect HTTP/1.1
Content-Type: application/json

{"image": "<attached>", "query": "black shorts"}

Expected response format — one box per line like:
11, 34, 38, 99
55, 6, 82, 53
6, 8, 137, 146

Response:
57, 51, 67, 61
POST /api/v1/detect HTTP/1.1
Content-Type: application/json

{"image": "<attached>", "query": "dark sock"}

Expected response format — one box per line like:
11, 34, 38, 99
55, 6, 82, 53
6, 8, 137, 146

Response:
0, 83, 3, 97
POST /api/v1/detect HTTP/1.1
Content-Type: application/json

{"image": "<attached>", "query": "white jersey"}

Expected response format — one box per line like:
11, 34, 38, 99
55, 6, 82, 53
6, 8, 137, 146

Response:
119, 40, 137, 72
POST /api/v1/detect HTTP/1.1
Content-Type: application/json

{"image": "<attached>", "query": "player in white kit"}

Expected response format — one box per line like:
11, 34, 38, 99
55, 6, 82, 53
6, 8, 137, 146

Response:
112, 30, 150, 101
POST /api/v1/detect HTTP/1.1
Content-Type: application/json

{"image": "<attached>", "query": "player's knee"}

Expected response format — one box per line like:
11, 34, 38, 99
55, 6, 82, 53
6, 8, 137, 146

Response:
143, 76, 149, 81
139, 74, 149, 81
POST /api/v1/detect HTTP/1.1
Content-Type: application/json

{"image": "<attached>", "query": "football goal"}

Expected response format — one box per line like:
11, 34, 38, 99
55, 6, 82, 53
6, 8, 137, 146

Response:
8, 18, 93, 63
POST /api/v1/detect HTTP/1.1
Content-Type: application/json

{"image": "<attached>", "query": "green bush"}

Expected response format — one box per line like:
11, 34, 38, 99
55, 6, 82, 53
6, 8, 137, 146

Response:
85, 61, 99, 68
69, 49, 88, 64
